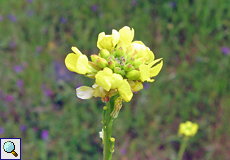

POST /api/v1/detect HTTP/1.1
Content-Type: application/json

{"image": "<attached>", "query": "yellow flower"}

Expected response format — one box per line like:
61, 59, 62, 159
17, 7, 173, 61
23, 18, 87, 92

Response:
178, 121, 199, 137
65, 26, 163, 103
97, 29, 120, 51
118, 26, 134, 47
65, 47, 89, 74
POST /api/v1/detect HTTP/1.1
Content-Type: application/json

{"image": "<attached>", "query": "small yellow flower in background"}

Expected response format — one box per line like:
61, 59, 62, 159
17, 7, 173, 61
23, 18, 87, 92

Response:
178, 121, 199, 137
65, 26, 163, 104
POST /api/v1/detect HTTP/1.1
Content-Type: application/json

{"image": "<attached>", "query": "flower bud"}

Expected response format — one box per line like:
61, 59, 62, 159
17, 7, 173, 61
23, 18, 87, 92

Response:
108, 60, 115, 69
123, 63, 135, 72
116, 42, 126, 57
133, 59, 143, 68
113, 67, 125, 76
91, 54, 100, 63
99, 49, 110, 59
96, 57, 108, 68
126, 70, 140, 80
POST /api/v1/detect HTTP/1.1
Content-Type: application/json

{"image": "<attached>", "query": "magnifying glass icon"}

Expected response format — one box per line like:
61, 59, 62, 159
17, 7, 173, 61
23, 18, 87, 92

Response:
3, 141, 18, 157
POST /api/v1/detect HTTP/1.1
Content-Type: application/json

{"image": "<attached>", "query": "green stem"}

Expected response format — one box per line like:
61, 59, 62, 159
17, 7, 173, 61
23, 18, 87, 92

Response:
103, 100, 114, 160
177, 137, 189, 160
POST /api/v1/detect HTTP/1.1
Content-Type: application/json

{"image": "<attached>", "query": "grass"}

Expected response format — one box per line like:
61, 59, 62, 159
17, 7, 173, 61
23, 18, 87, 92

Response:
0, 0, 230, 159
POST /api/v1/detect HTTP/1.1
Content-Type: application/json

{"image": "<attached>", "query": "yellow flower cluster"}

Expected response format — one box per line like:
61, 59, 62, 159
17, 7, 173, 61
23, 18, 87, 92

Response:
65, 26, 163, 102
178, 121, 199, 137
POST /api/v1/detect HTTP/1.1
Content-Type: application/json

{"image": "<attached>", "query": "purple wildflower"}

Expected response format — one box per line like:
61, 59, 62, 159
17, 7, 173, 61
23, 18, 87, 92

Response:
10, 41, 16, 49
0, 127, 4, 134
28, 9, 34, 16
131, 0, 137, 6
41, 130, 49, 140
14, 65, 23, 73
143, 83, 150, 90
28, 0, 34, 2
170, 1, 176, 8
60, 17, 67, 24
221, 46, 229, 55
16, 79, 24, 87
20, 124, 27, 132
91, 5, 98, 12
7, 14, 17, 22
0, 15, 3, 21
36, 46, 42, 53
6, 95, 14, 102
45, 89, 52, 97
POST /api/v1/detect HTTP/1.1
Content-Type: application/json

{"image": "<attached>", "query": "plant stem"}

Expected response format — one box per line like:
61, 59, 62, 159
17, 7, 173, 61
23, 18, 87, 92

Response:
103, 100, 114, 160
177, 137, 189, 160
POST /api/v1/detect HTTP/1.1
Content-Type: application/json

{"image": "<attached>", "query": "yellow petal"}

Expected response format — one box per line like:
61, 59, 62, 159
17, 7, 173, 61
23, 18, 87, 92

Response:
139, 64, 150, 82
65, 53, 79, 72
119, 26, 134, 46
110, 73, 124, 89
118, 80, 133, 102
71, 46, 82, 57
95, 68, 113, 91
76, 55, 89, 74
149, 59, 163, 77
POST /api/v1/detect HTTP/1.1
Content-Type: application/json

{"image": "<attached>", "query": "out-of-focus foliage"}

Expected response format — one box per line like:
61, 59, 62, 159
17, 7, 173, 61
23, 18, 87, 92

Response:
0, 0, 230, 159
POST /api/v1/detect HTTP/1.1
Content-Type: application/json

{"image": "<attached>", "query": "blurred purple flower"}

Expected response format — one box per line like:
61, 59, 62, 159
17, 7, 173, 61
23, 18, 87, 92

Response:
53, 61, 75, 82
28, 9, 34, 16
36, 46, 42, 53
7, 14, 17, 22
45, 89, 52, 97
131, 0, 137, 6
20, 124, 27, 132
221, 46, 229, 55
60, 17, 67, 24
28, 0, 33, 2
41, 130, 49, 140
143, 83, 150, 90
16, 79, 24, 87
91, 5, 98, 12
0, 127, 4, 134
0, 15, 3, 21
14, 65, 23, 73
120, 148, 126, 155
170, 1, 176, 8
6, 95, 14, 102
10, 41, 16, 49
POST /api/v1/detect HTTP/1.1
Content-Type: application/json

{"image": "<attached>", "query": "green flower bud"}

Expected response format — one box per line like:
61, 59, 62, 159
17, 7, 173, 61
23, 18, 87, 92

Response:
108, 60, 115, 69
133, 59, 143, 68
91, 54, 99, 63
113, 67, 125, 76
126, 70, 140, 80
99, 49, 110, 59
96, 57, 108, 68
123, 63, 135, 72
116, 42, 127, 57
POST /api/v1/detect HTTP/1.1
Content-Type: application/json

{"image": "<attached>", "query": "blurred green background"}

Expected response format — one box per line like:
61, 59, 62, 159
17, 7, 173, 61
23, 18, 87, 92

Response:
1, 0, 230, 159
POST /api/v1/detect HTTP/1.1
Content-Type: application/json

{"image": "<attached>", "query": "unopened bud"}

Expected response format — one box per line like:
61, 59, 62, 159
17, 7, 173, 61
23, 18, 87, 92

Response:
133, 59, 143, 68
126, 70, 140, 80
116, 42, 126, 57
99, 49, 110, 59
96, 57, 108, 68
108, 60, 115, 69
124, 63, 135, 72
91, 54, 99, 63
